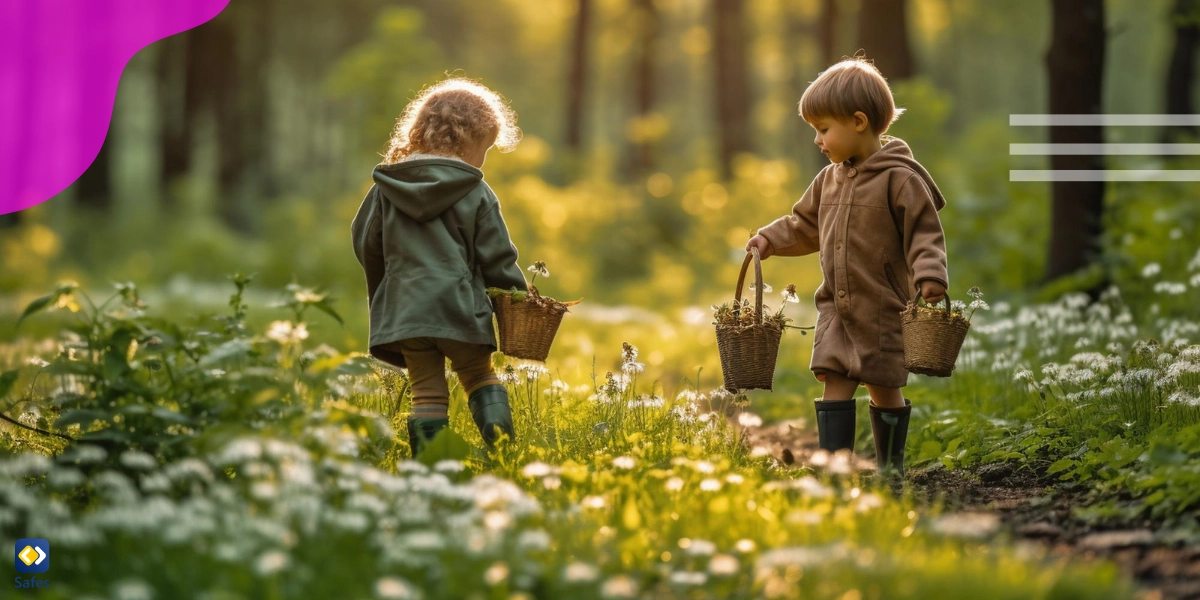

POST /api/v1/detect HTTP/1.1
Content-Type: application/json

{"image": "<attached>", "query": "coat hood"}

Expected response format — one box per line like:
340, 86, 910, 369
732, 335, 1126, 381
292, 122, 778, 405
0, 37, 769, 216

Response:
371, 158, 484, 223
847, 136, 946, 210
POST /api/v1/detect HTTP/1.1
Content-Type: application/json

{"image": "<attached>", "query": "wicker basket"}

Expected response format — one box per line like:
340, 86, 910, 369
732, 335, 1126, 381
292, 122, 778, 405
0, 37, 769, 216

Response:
716, 248, 783, 391
901, 291, 970, 377
493, 288, 568, 362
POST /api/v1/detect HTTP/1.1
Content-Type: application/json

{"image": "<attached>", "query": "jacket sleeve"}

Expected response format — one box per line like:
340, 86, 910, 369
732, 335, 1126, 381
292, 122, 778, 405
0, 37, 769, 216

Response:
475, 199, 528, 291
350, 186, 386, 302
892, 173, 949, 291
756, 170, 823, 257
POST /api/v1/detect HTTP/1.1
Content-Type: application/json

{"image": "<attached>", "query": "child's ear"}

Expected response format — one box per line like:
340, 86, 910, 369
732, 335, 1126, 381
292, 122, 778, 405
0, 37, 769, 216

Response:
853, 111, 870, 133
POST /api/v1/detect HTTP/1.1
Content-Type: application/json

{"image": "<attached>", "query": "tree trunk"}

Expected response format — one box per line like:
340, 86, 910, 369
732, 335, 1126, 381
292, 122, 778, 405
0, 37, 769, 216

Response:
1044, 0, 1107, 295
818, 0, 839, 68
0, 211, 20, 228
713, 0, 753, 179
216, 1, 273, 232
157, 31, 192, 209
75, 127, 113, 212
1163, 0, 1200, 142
629, 0, 661, 175
855, 0, 915, 80
565, 0, 592, 152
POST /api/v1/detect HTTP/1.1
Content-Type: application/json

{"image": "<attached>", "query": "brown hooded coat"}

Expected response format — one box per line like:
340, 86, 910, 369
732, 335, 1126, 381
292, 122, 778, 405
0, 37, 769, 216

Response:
757, 137, 949, 388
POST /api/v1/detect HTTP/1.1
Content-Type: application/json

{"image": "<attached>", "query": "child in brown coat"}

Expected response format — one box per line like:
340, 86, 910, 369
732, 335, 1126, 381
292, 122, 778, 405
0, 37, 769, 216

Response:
746, 57, 949, 475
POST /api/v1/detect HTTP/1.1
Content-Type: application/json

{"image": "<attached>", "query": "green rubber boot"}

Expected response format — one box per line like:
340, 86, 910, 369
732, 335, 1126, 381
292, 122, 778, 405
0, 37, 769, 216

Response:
869, 398, 912, 475
407, 416, 449, 457
468, 384, 514, 447
814, 398, 857, 452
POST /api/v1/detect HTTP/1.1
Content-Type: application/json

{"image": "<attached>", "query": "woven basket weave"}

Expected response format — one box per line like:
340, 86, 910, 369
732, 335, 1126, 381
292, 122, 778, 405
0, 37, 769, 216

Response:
901, 291, 970, 377
716, 248, 783, 391
493, 289, 567, 362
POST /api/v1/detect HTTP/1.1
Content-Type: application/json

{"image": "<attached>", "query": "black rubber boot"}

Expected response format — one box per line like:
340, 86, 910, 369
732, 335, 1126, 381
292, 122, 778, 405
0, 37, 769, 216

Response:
407, 416, 449, 457
869, 398, 912, 475
467, 384, 514, 447
814, 398, 857, 452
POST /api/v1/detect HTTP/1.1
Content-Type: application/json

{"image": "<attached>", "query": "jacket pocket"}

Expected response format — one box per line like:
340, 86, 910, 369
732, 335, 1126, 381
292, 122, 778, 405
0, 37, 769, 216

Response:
879, 250, 907, 353
881, 249, 909, 305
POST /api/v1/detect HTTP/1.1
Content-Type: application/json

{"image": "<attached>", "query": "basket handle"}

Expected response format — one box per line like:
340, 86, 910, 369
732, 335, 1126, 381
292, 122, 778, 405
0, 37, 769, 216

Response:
733, 247, 766, 325
914, 289, 952, 317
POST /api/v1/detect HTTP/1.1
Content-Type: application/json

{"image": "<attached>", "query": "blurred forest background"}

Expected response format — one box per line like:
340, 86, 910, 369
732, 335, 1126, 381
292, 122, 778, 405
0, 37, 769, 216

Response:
2, 0, 1199, 389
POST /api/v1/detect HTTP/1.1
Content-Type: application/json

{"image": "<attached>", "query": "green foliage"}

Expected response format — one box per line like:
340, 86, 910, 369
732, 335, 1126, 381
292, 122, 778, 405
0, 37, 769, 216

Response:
0, 276, 1137, 598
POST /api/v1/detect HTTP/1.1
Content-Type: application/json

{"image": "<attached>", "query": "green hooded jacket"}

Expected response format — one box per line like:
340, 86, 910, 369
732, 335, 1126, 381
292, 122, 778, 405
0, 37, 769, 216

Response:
350, 157, 527, 368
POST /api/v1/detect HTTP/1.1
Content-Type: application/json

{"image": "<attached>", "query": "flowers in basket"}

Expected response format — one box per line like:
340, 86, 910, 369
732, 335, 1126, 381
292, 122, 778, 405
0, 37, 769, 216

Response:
903, 285, 990, 324
900, 286, 989, 378
711, 284, 815, 334
487, 262, 580, 362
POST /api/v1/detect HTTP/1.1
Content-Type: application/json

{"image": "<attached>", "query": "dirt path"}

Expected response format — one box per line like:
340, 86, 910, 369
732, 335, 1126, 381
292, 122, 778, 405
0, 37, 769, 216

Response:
743, 419, 1200, 600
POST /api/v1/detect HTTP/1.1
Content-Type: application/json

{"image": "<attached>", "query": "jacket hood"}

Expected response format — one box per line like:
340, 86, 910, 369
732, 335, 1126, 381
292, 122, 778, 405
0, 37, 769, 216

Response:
372, 158, 484, 222
846, 136, 946, 210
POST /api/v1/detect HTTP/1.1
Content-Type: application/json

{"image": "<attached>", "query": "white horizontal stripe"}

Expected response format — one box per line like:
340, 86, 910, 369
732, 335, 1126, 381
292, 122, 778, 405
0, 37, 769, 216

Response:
1010, 143, 1200, 155
1010, 170, 1200, 181
1010, 114, 1200, 126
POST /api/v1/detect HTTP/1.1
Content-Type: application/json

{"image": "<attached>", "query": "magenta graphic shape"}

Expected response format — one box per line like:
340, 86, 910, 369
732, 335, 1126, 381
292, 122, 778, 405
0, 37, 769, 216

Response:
0, 0, 232, 215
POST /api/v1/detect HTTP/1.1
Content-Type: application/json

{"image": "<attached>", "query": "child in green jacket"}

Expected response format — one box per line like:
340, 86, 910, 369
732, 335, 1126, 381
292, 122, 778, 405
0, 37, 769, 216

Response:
350, 78, 528, 456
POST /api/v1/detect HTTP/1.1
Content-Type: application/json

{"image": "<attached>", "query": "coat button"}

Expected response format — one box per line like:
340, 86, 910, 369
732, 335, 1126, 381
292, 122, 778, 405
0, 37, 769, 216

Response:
837, 289, 846, 297
835, 242, 842, 250
846, 167, 858, 177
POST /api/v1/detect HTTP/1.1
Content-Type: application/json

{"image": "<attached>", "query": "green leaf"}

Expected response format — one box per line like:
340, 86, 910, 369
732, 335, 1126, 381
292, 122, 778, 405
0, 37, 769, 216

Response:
918, 440, 943, 460
0, 370, 19, 399
1046, 458, 1075, 475
311, 301, 344, 326
56, 409, 111, 428
416, 428, 472, 467
16, 294, 54, 326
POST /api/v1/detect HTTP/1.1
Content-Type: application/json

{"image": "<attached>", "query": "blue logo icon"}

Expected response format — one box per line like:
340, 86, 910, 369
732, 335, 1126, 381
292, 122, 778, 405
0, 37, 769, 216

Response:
14, 539, 48, 573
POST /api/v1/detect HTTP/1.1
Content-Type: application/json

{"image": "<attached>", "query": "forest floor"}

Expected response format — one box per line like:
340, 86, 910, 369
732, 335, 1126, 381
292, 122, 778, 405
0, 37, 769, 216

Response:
745, 419, 1200, 600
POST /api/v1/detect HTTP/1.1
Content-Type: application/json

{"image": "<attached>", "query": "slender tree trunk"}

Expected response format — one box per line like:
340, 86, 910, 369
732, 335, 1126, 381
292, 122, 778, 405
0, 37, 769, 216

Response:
855, 0, 915, 80
712, 0, 753, 179
215, 1, 273, 232
1163, 0, 1200, 142
629, 0, 661, 175
157, 32, 191, 209
75, 128, 113, 212
1044, 0, 1107, 295
818, 0, 839, 68
565, 0, 592, 152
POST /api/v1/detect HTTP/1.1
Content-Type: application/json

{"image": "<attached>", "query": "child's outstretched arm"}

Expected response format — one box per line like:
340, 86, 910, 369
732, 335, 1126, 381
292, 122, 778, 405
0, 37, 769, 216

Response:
892, 173, 949, 294
755, 171, 824, 257
350, 187, 386, 301
474, 195, 528, 291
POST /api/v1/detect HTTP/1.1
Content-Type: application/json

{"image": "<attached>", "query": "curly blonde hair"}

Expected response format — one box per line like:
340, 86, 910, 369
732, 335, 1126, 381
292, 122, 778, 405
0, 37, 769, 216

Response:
800, 55, 904, 135
383, 77, 521, 164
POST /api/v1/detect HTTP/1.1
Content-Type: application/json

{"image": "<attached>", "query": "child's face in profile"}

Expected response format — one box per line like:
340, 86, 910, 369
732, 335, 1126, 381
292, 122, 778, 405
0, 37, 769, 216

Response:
807, 113, 871, 165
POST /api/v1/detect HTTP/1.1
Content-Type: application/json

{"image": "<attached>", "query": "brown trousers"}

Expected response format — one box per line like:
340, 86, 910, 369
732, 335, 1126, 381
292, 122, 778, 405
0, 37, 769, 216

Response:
396, 337, 501, 401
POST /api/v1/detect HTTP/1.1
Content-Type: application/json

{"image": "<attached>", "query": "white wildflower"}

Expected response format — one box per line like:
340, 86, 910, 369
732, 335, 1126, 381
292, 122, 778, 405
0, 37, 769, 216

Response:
255, 550, 290, 576
737, 412, 763, 428
699, 478, 722, 492
612, 456, 637, 470
1142, 263, 1162, 278
266, 320, 308, 344
564, 561, 600, 583
709, 553, 740, 576
375, 576, 420, 600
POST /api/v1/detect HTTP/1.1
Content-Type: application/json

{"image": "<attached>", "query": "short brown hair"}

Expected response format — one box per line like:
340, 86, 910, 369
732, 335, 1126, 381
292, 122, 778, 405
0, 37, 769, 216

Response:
799, 56, 904, 135
384, 77, 521, 164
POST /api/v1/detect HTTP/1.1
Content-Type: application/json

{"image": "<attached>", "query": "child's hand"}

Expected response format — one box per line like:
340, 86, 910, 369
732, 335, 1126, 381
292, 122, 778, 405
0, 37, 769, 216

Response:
919, 280, 946, 305
745, 235, 774, 260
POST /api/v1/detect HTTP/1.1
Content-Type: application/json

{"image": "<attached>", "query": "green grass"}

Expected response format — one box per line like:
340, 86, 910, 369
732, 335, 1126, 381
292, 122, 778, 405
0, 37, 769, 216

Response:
0, 277, 1142, 599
